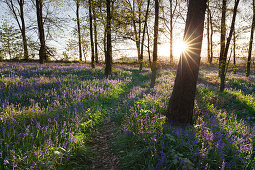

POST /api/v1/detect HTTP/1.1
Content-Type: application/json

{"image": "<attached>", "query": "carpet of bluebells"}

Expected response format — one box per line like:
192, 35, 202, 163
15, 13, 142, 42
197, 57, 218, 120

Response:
0, 62, 133, 169
0, 62, 254, 169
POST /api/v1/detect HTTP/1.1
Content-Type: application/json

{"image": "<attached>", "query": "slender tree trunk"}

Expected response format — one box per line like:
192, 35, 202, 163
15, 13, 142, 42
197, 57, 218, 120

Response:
105, 0, 112, 76
103, 25, 107, 57
129, 0, 141, 65
18, 0, 29, 61
7, 0, 29, 60
7, 37, 11, 59
76, 0, 82, 62
140, 0, 150, 71
170, 0, 173, 64
83, 44, 86, 63
247, 0, 255, 77
93, 4, 99, 63
138, 2, 142, 70
219, 0, 240, 92
166, 0, 206, 126
35, 0, 47, 64
209, 11, 213, 64
150, 0, 159, 88
146, 23, 152, 68
219, 0, 226, 76
207, 0, 210, 63
233, 28, 236, 73
89, 0, 95, 68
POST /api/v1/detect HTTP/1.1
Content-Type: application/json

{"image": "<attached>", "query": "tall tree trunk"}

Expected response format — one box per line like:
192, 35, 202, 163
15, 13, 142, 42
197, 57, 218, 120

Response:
166, 0, 206, 126
146, 23, 152, 67
131, 1, 141, 66
19, 0, 29, 61
140, 0, 150, 71
76, 0, 82, 62
219, 0, 240, 92
207, 0, 210, 63
219, 0, 226, 76
103, 25, 107, 57
105, 0, 112, 76
246, 0, 255, 77
93, 4, 99, 63
150, 0, 159, 88
233, 28, 236, 73
89, 0, 95, 68
7, 0, 29, 60
7, 37, 11, 59
209, 11, 213, 64
169, 0, 173, 64
35, 0, 47, 64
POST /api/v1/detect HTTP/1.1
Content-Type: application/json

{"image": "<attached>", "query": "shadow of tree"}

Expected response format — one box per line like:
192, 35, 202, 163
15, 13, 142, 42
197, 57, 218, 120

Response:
196, 87, 255, 125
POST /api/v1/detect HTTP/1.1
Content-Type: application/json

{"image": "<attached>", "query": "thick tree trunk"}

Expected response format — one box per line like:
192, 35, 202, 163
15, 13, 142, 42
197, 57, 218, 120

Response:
140, 0, 150, 71
35, 0, 47, 64
76, 0, 82, 62
105, 0, 112, 76
246, 0, 255, 77
89, 0, 95, 68
219, 0, 240, 92
166, 0, 206, 126
150, 0, 159, 88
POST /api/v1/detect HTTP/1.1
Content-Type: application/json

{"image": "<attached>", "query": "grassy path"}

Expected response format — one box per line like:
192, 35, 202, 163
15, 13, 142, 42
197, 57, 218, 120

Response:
89, 69, 151, 169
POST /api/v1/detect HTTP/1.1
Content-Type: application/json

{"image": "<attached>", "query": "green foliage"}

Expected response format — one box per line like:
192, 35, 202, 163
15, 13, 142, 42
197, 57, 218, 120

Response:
0, 19, 22, 60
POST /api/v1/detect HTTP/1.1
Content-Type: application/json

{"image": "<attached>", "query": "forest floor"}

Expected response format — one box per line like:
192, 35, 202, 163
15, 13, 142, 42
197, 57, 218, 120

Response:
0, 62, 254, 169
90, 116, 119, 169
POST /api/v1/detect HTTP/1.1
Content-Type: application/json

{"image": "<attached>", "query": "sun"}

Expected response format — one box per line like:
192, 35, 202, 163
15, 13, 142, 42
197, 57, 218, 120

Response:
174, 40, 188, 57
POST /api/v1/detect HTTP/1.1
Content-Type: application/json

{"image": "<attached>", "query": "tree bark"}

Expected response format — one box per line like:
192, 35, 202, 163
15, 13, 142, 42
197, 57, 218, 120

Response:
105, 0, 112, 76
246, 0, 255, 77
169, 0, 173, 64
219, 0, 226, 73
89, 0, 95, 68
35, 0, 47, 64
146, 23, 152, 68
19, 0, 28, 60
207, 0, 210, 63
166, 0, 206, 126
233, 28, 236, 73
92, 3, 99, 63
140, 0, 150, 71
76, 0, 82, 62
131, 1, 141, 67
150, 0, 159, 88
209, 11, 213, 64
219, 0, 240, 92
6, 0, 29, 60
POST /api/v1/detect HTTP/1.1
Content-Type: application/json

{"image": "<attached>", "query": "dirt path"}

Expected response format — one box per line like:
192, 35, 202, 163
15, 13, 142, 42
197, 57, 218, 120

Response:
90, 116, 119, 169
